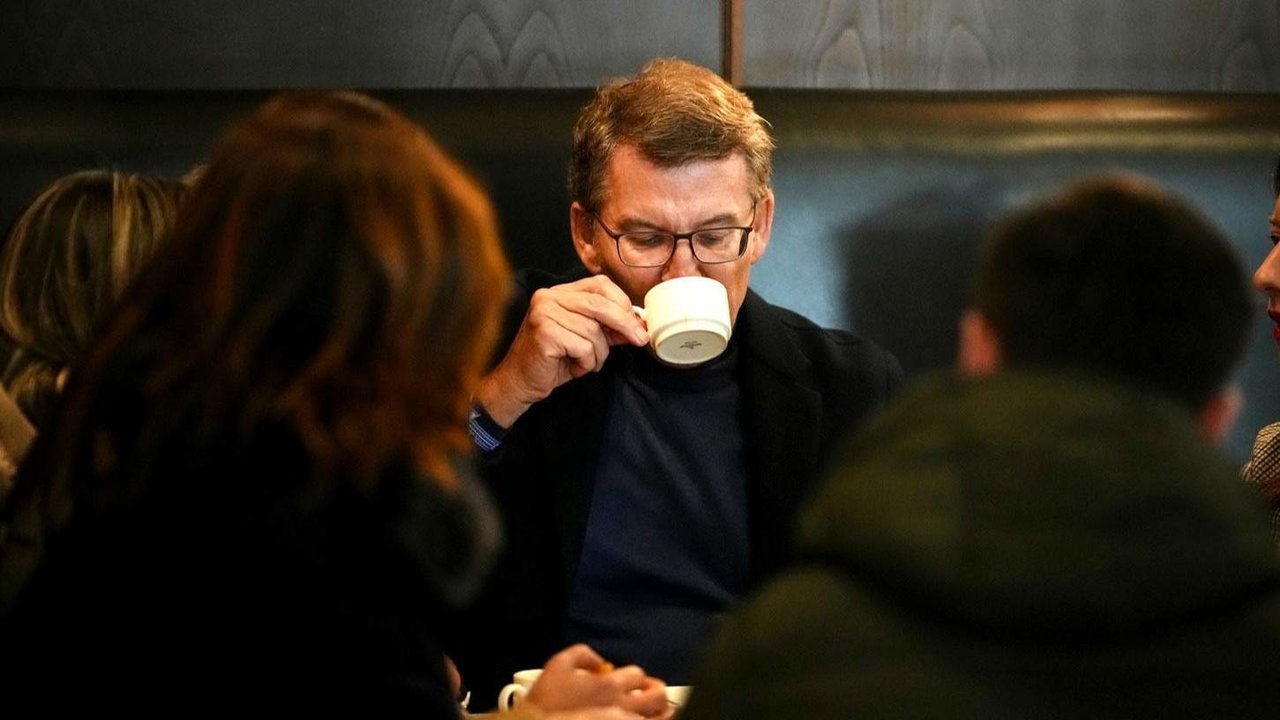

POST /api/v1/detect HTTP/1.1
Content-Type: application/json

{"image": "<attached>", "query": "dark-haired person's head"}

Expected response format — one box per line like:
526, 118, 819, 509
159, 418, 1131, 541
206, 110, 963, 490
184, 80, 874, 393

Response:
27, 91, 511, 523
958, 175, 1253, 441
0, 170, 187, 427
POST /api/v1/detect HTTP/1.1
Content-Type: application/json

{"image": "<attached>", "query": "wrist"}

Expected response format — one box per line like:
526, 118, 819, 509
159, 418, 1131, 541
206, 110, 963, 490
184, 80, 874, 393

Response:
475, 369, 532, 429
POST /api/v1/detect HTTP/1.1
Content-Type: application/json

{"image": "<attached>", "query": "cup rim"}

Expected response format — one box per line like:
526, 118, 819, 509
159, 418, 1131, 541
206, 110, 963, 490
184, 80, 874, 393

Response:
643, 275, 728, 304
511, 668, 543, 685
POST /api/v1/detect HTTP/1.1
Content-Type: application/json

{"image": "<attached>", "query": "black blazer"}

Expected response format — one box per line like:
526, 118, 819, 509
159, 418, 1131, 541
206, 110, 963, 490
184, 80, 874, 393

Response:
447, 269, 903, 707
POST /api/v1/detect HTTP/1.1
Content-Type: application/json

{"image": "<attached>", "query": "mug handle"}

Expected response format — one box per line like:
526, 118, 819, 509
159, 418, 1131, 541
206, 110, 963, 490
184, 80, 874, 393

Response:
498, 682, 528, 712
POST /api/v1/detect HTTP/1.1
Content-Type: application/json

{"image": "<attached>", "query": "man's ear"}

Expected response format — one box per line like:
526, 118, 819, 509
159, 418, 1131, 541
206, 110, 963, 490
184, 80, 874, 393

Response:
957, 309, 1003, 377
1197, 385, 1242, 444
571, 203, 603, 274
746, 189, 775, 265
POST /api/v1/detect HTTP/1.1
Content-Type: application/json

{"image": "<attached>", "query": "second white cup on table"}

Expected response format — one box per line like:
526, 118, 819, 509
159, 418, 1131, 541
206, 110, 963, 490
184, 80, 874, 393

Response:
496, 668, 543, 712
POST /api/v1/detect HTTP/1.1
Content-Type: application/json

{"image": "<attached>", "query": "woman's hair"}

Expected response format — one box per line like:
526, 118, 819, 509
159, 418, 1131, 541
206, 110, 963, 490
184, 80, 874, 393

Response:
21, 91, 510, 530
0, 170, 187, 427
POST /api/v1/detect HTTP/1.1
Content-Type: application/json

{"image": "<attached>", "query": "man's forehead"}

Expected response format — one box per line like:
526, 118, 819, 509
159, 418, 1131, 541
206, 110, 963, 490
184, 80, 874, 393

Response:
606, 143, 749, 173
601, 148, 752, 203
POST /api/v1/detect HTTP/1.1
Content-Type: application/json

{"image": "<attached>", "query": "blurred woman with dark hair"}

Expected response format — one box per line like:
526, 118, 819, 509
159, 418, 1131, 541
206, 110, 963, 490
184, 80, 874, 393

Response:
1248, 156, 1280, 544
0, 170, 186, 496
0, 92, 666, 719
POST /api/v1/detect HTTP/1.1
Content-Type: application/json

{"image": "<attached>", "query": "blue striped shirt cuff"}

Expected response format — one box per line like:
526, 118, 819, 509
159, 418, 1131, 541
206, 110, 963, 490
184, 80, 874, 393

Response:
468, 405, 507, 453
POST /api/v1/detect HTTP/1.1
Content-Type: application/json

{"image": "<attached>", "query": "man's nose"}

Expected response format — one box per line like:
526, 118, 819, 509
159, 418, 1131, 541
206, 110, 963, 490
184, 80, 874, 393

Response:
661, 239, 702, 279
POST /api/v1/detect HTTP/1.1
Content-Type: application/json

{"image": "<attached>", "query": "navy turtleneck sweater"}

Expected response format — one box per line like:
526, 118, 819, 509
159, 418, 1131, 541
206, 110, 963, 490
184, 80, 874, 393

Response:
564, 340, 750, 683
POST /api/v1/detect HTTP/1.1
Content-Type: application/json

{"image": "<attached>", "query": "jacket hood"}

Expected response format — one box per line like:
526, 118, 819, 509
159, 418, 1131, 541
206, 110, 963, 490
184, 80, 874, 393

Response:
800, 370, 1279, 637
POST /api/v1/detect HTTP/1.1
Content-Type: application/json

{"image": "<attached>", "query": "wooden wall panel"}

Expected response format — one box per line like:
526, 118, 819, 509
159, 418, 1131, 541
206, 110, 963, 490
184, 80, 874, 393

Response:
744, 0, 1280, 90
0, 0, 718, 88
2, 1, 1276, 90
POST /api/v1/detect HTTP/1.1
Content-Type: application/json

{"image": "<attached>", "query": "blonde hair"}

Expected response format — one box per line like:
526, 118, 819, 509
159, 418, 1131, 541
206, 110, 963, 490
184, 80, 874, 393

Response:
569, 58, 775, 212
0, 171, 186, 426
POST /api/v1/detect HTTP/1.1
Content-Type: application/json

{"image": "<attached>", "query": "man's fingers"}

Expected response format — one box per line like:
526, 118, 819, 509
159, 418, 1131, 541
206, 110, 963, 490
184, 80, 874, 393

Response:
548, 279, 648, 346
557, 292, 648, 347
547, 321, 605, 377
523, 300, 608, 372
529, 288, 640, 354
486, 277, 646, 424
565, 274, 634, 310
544, 310, 611, 371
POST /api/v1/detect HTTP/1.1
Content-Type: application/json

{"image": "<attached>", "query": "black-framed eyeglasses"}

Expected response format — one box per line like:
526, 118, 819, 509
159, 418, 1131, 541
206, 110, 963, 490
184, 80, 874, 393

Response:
590, 202, 757, 268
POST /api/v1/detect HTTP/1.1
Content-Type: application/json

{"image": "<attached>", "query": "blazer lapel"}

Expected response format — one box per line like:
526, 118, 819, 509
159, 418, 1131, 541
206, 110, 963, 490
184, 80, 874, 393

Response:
736, 291, 823, 578
536, 366, 611, 592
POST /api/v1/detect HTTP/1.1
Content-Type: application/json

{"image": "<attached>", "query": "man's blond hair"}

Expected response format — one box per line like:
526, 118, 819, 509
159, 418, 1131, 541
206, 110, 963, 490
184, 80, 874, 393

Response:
569, 58, 775, 212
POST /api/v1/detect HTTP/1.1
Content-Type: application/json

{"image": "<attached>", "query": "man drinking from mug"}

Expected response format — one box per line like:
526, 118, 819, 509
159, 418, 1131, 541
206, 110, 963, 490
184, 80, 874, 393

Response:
447, 58, 902, 708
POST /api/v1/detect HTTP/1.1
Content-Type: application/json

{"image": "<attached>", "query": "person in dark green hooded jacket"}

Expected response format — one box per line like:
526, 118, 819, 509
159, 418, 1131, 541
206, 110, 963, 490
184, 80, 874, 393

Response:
684, 176, 1280, 719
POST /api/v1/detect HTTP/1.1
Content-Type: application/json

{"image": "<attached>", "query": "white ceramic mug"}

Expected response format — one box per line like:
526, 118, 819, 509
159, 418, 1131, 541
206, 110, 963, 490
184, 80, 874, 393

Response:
635, 276, 732, 366
666, 685, 692, 708
497, 668, 543, 712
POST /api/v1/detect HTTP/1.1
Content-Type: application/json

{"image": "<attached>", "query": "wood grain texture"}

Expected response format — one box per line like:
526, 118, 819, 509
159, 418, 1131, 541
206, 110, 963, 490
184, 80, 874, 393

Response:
744, 0, 1280, 90
0, 0, 718, 88
723, 0, 744, 86
2, 1, 1275, 90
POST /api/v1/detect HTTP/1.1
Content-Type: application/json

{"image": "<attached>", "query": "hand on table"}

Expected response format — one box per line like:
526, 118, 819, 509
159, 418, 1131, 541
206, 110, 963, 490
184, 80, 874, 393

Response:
525, 644, 672, 720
